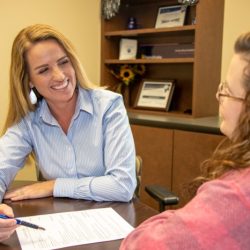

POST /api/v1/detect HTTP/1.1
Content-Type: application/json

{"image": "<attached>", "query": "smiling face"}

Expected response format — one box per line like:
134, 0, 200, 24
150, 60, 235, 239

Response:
26, 39, 77, 109
218, 54, 247, 139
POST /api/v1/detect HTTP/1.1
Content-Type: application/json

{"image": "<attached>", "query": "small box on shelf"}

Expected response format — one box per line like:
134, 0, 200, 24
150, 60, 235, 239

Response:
119, 38, 138, 60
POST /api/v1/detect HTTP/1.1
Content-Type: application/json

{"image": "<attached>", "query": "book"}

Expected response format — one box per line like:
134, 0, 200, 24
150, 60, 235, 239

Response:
139, 43, 194, 59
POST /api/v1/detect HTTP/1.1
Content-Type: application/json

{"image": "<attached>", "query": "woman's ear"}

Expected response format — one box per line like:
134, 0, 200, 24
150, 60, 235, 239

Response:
29, 82, 34, 88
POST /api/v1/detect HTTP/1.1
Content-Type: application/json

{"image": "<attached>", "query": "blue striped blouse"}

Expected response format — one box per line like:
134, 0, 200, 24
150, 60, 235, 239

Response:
0, 87, 136, 202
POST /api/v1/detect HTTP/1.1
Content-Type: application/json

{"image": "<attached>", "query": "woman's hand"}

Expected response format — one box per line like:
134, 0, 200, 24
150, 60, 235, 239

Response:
3, 181, 55, 201
0, 204, 18, 241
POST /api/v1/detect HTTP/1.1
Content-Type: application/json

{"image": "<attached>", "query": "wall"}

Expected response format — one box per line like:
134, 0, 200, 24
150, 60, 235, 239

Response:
221, 0, 250, 79
0, 0, 100, 180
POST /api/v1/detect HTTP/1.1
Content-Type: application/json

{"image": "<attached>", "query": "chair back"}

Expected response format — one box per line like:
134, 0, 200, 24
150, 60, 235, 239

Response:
134, 155, 142, 198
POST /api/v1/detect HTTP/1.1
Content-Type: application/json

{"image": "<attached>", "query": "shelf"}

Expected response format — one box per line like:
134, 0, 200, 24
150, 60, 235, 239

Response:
105, 58, 194, 64
104, 25, 195, 38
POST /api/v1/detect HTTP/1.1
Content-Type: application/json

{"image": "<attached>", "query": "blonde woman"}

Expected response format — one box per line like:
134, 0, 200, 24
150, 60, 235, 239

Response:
120, 32, 250, 249
0, 24, 136, 241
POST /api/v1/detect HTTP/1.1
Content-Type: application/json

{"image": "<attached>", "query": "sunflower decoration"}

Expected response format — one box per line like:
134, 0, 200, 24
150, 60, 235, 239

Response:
110, 64, 146, 93
119, 65, 135, 86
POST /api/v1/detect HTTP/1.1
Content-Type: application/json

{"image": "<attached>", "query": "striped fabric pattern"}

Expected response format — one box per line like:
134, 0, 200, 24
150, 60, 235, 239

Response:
0, 87, 136, 202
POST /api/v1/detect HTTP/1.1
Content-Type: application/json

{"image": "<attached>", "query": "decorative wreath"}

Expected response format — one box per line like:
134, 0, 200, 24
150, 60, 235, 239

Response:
102, 0, 121, 20
178, 0, 199, 6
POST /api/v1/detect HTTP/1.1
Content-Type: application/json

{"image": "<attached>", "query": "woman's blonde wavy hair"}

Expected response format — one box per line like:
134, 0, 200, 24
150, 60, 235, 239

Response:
187, 32, 250, 198
2, 24, 97, 135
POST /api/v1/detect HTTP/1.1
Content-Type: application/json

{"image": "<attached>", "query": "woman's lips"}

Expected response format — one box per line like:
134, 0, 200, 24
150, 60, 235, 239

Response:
51, 79, 69, 90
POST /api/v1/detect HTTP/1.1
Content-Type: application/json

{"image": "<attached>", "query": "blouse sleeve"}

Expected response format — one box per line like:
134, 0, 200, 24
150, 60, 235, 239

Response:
0, 121, 32, 201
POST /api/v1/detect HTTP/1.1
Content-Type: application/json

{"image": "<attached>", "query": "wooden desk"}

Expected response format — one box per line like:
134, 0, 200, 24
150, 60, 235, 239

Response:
1, 182, 158, 250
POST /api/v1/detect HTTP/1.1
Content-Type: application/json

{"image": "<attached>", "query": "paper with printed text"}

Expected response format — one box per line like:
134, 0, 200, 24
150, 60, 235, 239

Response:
16, 207, 134, 250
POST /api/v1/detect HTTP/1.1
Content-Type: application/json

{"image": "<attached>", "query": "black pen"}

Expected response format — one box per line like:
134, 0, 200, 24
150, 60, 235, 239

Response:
0, 214, 45, 230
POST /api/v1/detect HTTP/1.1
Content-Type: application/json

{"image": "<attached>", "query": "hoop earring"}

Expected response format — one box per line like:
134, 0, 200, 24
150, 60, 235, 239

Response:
29, 88, 37, 104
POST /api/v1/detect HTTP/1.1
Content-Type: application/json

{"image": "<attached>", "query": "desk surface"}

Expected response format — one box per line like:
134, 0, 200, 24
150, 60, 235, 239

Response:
1, 182, 158, 250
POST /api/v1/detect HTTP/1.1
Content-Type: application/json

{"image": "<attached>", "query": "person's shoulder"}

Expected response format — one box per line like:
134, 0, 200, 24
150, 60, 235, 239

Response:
222, 167, 250, 184
232, 167, 250, 190
21, 100, 44, 125
198, 167, 250, 197
78, 87, 125, 115
9, 108, 37, 133
91, 88, 121, 100
88, 88, 123, 106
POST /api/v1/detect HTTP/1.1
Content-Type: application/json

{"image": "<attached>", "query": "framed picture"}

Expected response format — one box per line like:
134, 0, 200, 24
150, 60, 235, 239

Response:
134, 79, 175, 111
155, 5, 187, 28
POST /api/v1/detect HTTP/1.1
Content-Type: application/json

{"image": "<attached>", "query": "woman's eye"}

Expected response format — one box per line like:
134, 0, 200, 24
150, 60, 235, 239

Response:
38, 68, 48, 74
59, 59, 69, 65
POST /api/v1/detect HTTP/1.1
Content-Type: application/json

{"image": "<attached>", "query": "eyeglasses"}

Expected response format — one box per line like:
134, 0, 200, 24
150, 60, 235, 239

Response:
216, 82, 245, 103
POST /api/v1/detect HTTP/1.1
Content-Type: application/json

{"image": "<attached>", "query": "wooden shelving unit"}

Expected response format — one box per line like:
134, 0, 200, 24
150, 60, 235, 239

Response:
101, 0, 224, 118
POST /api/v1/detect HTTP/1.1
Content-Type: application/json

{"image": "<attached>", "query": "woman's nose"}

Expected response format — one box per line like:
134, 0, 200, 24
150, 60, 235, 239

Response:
52, 66, 65, 81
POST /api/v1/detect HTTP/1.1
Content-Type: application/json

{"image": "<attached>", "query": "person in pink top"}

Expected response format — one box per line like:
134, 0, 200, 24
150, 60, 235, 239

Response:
120, 32, 250, 250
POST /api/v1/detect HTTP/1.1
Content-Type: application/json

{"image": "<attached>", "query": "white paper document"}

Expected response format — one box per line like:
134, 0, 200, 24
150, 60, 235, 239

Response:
16, 207, 134, 250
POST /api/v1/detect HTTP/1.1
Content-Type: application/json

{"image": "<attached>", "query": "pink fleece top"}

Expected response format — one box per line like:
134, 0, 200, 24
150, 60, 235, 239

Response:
120, 168, 250, 250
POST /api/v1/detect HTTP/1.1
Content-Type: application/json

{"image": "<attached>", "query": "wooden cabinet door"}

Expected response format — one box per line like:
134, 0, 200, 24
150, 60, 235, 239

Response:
131, 125, 173, 210
172, 130, 224, 207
